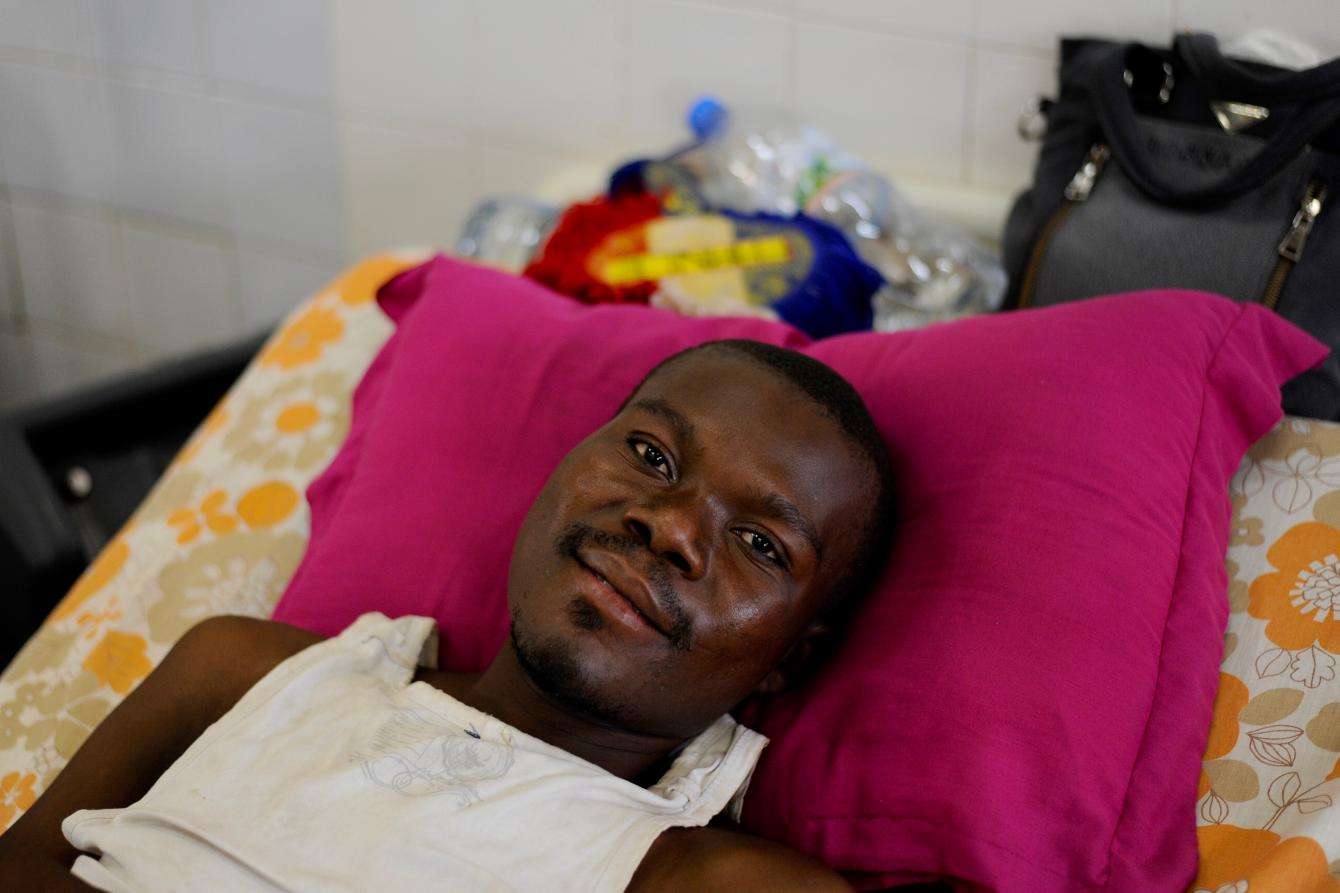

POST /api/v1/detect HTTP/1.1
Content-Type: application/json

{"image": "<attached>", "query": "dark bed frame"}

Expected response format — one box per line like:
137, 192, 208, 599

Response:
0, 332, 266, 672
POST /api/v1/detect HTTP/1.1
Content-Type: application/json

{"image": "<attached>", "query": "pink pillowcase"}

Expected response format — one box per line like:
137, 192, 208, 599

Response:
272, 256, 1324, 891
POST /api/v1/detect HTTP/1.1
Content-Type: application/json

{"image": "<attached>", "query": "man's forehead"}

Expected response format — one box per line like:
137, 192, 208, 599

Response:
629, 349, 849, 447
633, 349, 805, 414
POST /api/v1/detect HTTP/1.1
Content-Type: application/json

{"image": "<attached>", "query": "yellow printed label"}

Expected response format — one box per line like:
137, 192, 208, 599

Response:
597, 236, 791, 285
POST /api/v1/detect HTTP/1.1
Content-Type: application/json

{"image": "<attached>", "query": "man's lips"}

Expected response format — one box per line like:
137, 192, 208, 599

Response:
575, 548, 669, 638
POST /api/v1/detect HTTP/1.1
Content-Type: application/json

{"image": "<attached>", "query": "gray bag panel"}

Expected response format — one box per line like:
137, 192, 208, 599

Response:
1029, 119, 1317, 307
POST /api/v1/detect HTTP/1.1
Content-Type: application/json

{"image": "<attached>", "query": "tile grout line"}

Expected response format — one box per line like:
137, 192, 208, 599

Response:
193, 0, 220, 99
0, 44, 334, 116
0, 198, 29, 328
105, 195, 143, 359
785, 1, 799, 119
961, 0, 981, 185
790, 7, 975, 51
191, 1, 245, 343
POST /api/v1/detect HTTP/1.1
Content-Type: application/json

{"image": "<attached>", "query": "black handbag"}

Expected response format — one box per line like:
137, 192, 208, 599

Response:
1002, 33, 1340, 419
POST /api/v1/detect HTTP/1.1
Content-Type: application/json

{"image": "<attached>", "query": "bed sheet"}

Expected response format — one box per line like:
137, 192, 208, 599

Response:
0, 253, 1336, 892
1193, 418, 1340, 893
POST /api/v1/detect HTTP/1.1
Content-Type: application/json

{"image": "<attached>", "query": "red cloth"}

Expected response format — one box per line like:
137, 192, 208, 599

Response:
523, 192, 663, 304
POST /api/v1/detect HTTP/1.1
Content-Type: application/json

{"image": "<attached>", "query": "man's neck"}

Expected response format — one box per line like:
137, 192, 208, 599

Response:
421, 646, 688, 784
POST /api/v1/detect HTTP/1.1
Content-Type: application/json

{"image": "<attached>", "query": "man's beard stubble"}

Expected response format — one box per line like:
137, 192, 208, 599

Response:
508, 521, 694, 728
509, 614, 630, 728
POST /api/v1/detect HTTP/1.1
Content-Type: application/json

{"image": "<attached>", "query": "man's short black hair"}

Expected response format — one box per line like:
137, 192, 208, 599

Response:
624, 339, 897, 630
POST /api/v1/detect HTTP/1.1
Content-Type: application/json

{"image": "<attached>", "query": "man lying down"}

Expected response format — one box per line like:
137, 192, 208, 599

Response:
0, 340, 896, 892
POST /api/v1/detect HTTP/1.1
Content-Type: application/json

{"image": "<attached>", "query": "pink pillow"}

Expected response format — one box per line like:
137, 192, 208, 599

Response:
272, 256, 1324, 891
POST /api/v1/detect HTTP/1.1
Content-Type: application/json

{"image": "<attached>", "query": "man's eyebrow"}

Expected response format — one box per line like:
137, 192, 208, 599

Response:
627, 398, 697, 447
629, 397, 822, 560
758, 492, 823, 561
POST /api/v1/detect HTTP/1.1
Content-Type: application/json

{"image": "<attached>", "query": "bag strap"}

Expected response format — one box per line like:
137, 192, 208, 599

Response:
1176, 32, 1340, 104
1083, 38, 1340, 206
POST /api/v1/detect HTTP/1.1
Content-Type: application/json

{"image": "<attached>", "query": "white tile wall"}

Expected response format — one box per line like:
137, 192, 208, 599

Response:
10, 199, 130, 339
121, 224, 241, 353
0, 198, 22, 328
623, 1, 792, 148
219, 100, 343, 252
0, 323, 144, 409
1177, 0, 1340, 60
795, 23, 970, 180
205, 0, 333, 102
0, 0, 97, 59
0, 64, 115, 204
705, 0, 792, 12
3, 0, 1340, 405
794, 0, 975, 41
236, 242, 342, 330
471, 0, 625, 153
471, 140, 608, 202
105, 83, 229, 227
340, 121, 473, 257
330, 0, 475, 126
92, 0, 205, 76
976, 0, 1171, 52
969, 48, 1057, 188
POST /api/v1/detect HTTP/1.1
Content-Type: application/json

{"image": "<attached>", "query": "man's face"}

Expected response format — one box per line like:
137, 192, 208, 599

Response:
506, 350, 872, 739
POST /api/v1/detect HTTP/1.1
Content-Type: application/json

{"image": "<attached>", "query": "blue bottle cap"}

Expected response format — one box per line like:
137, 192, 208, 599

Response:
687, 95, 728, 140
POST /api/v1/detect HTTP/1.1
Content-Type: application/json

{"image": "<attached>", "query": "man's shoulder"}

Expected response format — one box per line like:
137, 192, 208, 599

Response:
629, 824, 851, 891
176, 615, 325, 666
167, 616, 326, 707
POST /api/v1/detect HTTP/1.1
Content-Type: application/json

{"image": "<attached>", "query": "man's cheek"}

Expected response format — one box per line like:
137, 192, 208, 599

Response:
690, 621, 771, 667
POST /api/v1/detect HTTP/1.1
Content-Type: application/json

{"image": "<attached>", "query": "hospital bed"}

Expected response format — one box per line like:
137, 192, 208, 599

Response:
0, 251, 1333, 891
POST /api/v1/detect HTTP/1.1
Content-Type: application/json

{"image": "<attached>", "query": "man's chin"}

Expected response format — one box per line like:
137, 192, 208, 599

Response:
509, 616, 630, 728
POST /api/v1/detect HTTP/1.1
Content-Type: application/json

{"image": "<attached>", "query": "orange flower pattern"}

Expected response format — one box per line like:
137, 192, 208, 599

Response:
82, 631, 152, 695
167, 489, 239, 544
221, 371, 351, 472
0, 772, 36, 829
261, 305, 344, 370
1195, 825, 1340, 892
1205, 673, 1249, 760
1191, 420, 1340, 891
1250, 522, 1340, 652
236, 482, 299, 528
48, 538, 129, 624
164, 481, 300, 546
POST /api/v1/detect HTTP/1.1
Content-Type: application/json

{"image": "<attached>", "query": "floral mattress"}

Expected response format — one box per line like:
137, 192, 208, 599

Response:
0, 252, 1337, 892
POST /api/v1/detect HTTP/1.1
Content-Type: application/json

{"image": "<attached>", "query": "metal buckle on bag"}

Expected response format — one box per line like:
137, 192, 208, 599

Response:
1123, 60, 1175, 104
1016, 96, 1051, 142
1210, 100, 1271, 133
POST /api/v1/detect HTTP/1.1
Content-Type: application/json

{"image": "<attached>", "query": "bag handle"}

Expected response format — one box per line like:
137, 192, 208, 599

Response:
1084, 37, 1340, 206
1176, 33, 1340, 104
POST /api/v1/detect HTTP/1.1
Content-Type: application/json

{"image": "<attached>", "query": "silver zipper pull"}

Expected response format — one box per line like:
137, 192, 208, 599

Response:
1064, 144, 1111, 202
1279, 182, 1327, 262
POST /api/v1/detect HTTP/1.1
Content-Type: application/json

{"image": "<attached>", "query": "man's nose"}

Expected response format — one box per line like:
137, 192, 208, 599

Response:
622, 496, 708, 580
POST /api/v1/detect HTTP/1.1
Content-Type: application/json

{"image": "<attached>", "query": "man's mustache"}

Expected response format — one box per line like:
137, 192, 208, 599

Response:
554, 522, 693, 651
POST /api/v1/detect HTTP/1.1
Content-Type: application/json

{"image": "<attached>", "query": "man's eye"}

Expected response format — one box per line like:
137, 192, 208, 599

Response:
631, 439, 671, 477
739, 530, 783, 566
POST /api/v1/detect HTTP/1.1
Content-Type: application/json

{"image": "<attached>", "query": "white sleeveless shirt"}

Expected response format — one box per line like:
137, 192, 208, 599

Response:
62, 612, 768, 892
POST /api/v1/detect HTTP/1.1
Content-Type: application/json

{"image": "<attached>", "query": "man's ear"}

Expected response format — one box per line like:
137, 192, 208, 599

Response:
753, 620, 834, 696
